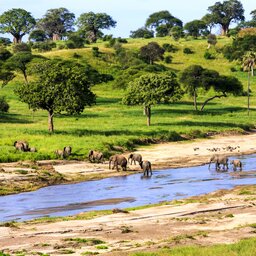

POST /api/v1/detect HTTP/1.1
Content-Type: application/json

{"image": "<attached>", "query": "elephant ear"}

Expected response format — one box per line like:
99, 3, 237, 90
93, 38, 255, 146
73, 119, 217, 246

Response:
14, 141, 17, 146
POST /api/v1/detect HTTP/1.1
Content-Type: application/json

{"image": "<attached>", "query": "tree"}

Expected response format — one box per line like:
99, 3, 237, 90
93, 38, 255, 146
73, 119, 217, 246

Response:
77, 12, 116, 43
29, 29, 47, 42
242, 51, 256, 116
200, 73, 243, 111
202, 14, 216, 33
123, 73, 182, 126
15, 60, 96, 133
169, 26, 184, 41
5, 52, 33, 83
139, 42, 165, 65
184, 20, 208, 38
130, 27, 154, 39
179, 65, 205, 110
145, 10, 182, 37
207, 0, 244, 36
0, 8, 36, 43
37, 8, 75, 40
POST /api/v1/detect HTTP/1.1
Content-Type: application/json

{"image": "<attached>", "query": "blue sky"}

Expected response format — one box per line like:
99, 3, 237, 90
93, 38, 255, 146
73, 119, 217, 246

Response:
1, 0, 255, 39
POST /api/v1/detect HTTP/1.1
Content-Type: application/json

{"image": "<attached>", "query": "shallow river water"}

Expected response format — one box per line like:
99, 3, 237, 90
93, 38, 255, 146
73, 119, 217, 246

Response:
0, 154, 256, 222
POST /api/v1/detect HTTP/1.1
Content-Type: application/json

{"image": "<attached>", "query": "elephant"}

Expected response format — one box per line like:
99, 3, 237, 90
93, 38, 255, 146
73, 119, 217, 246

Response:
63, 146, 72, 157
88, 150, 104, 163
128, 153, 142, 165
109, 154, 127, 171
55, 149, 65, 159
140, 160, 152, 176
230, 159, 242, 171
14, 140, 29, 152
208, 154, 228, 171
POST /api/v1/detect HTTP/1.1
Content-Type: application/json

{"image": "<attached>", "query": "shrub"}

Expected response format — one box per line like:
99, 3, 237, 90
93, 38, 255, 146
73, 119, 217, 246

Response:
0, 47, 12, 60
162, 43, 178, 53
204, 51, 215, 60
0, 96, 9, 112
12, 43, 31, 53
164, 55, 173, 63
0, 37, 11, 46
183, 47, 194, 54
31, 41, 56, 52
92, 47, 100, 57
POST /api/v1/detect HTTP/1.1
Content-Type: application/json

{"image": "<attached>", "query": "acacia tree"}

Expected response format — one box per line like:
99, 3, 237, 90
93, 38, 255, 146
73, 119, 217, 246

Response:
200, 74, 243, 111
139, 42, 165, 65
123, 73, 182, 126
0, 8, 36, 43
77, 12, 116, 43
15, 60, 96, 132
37, 8, 75, 40
145, 10, 183, 37
207, 0, 244, 36
242, 51, 256, 115
179, 65, 205, 110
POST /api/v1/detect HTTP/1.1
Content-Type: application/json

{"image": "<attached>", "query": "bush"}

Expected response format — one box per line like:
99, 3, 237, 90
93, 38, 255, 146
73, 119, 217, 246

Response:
0, 96, 9, 112
12, 43, 31, 53
204, 51, 215, 60
164, 55, 173, 63
230, 67, 237, 72
0, 47, 12, 60
58, 44, 66, 50
31, 41, 56, 52
92, 47, 100, 57
162, 43, 178, 53
0, 37, 11, 46
183, 47, 194, 54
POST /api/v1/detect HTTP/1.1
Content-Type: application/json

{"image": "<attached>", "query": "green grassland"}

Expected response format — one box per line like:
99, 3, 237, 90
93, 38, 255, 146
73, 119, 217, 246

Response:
1, 36, 256, 162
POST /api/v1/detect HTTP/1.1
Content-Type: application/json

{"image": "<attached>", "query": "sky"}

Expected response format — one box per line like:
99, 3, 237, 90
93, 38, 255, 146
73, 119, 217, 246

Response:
0, 0, 255, 39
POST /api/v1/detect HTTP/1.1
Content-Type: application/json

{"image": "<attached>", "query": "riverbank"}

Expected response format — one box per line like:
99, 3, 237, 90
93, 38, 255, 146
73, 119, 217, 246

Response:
1, 131, 256, 195
0, 184, 255, 255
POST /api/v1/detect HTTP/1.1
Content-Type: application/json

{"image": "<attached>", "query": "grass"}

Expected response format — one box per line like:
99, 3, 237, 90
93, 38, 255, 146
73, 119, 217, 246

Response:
130, 237, 256, 256
1, 36, 256, 162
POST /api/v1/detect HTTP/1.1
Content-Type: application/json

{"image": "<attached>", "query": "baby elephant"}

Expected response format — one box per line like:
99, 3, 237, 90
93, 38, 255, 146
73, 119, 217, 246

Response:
128, 153, 142, 165
109, 154, 127, 171
140, 160, 152, 176
230, 159, 242, 171
88, 150, 104, 163
63, 146, 72, 157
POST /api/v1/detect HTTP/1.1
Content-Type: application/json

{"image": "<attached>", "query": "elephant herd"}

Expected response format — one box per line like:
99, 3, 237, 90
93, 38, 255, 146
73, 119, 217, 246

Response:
89, 151, 152, 176
14, 140, 242, 174
208, 154, 242, 171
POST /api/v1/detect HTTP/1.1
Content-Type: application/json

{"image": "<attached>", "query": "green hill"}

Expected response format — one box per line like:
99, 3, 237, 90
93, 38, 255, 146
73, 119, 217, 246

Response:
0, 37, 255, 162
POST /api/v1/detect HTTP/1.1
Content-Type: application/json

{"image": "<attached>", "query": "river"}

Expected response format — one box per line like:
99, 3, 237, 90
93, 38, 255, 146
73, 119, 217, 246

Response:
0, 154, 255, 222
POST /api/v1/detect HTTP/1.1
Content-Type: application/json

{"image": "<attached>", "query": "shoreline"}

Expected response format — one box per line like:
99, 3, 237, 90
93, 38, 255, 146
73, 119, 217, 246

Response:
1, 132, 256, 196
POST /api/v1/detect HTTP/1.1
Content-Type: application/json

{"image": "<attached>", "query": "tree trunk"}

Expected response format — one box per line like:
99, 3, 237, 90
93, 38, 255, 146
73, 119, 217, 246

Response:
145, 106, 151, 126
193, 89, 198, 111
13, 35, 22, 44
221, 25, 228, 36
48, 111, 54, 133
22, 69, 28, 84
247, 70, 251, 116
200, 94, 226, 111
52, 33, 61, 41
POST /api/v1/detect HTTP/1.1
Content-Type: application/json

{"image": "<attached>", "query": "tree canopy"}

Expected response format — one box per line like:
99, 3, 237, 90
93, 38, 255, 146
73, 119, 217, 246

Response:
207, 0, 245, 36
77, 12, 116, 43
180, 65, 243, 111
0, 8, 36, 43
15, 60, 96, 132
37, 8, 75, 40
123, 73, 182, 126
130, 27, 154, 39
139, 42, 165, 65
184, 20, 208, 38
145, 10, 183, 37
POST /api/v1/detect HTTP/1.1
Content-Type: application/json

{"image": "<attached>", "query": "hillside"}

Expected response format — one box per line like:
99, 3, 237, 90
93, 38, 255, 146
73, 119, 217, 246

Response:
0, 36, 255, 162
